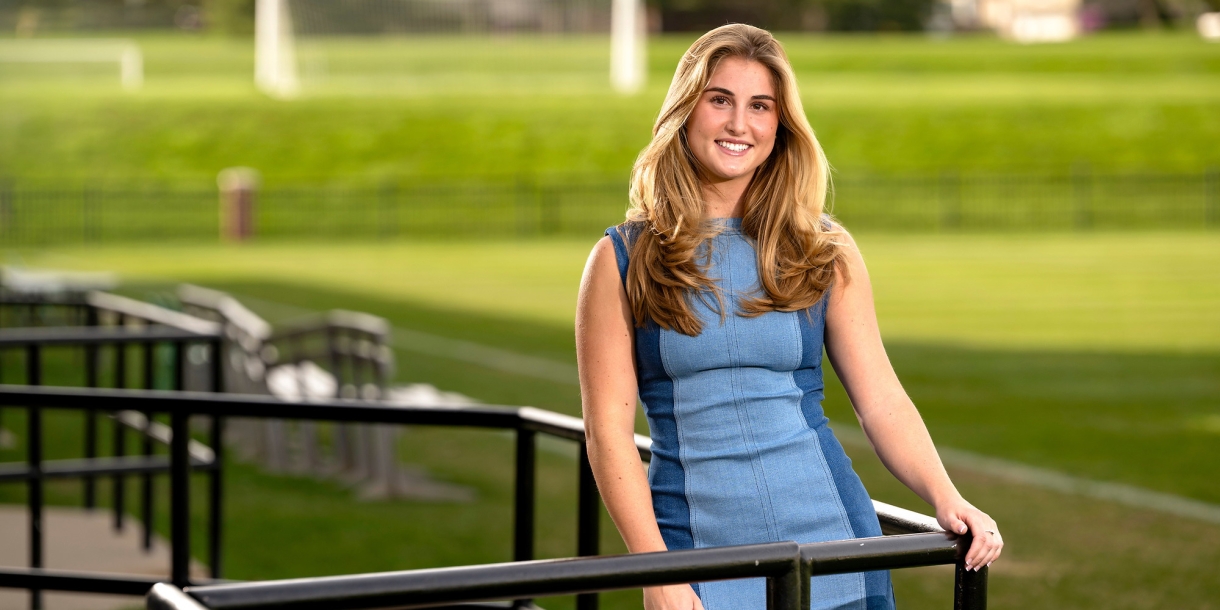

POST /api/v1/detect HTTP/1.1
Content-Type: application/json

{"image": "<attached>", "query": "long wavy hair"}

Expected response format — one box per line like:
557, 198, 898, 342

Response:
622, 23, 847, 336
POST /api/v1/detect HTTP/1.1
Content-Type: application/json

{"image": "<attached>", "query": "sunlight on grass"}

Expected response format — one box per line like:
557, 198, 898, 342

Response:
17, 231, 1220, 352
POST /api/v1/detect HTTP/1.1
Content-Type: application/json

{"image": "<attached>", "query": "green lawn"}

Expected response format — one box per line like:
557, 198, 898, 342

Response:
22, 231, 1220, 352
1, 31, 1217, 185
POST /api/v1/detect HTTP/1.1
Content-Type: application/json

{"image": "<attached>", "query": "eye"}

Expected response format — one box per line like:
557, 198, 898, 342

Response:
751, 101, 771, 111
711, 95, 730, 106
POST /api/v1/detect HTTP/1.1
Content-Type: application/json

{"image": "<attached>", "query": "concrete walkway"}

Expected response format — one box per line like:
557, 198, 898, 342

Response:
0, 505, 207, 610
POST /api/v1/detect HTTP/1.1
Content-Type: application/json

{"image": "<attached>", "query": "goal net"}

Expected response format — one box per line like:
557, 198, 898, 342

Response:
256, 0, 646, 98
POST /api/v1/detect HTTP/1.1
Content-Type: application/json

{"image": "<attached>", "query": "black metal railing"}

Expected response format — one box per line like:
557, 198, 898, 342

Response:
2, 169, 1217, 245
1, 383, 987, 610
142, 523, 981, 610
0, 287, 988, 610
0, 326, 225, 610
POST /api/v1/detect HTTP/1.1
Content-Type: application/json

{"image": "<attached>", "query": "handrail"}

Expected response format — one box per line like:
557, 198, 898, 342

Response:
0, 384, 942, 533
87, 291, 221, 336
184, 541, 805, 610
271, 309, 390, 341
0, 325, 220, 347
872, 500, 944, 535
0, 454, 214, 482
156, 532, 970, 610
519, 406, 652, 459
0, 566, 163, 596
114, 410, 216, 463
148, 583, 211, 610
178, 284, 272, 348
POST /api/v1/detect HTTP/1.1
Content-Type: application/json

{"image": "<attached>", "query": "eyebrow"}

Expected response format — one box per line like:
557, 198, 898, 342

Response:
704, 86, 776, 102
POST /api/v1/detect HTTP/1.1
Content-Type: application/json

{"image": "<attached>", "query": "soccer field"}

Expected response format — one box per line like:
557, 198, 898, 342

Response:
7, 231, 1220, 609
1, 31, 1217, 184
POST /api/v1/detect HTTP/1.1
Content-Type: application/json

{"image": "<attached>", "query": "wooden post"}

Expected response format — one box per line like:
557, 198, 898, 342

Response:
218, 167, 259, 242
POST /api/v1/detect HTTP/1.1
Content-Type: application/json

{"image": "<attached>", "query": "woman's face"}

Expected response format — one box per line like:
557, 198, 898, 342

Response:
685, 57, 779, 189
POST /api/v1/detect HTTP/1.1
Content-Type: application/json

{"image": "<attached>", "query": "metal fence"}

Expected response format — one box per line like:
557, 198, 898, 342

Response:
0, 293, 988, 610
2, 170, 1217, 245
1, 383, 987, 610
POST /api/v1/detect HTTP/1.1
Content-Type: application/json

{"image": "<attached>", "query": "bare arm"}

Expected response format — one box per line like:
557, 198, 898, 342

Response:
575, 237, 704, 610
576, 237, 666, 552
823, 233, 1003, 571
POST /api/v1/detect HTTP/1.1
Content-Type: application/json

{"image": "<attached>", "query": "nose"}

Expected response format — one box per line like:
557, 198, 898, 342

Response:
725, 105, 747, 136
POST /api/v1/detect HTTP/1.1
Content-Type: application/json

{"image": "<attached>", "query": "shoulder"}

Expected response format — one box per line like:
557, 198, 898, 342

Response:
603, 222, 647, 283
605, 221, 646, 247
820, 216, 863, 268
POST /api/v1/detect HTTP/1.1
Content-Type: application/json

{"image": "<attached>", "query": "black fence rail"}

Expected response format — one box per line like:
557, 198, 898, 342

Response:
0, 325, 224, 610
146, 530, 982, 610
0, 383, 988, 610
0, 289, 988, 610
2, 170, 1217, 245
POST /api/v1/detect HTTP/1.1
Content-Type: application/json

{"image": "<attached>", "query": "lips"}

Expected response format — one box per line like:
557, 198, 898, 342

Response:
716, 140, 751, 153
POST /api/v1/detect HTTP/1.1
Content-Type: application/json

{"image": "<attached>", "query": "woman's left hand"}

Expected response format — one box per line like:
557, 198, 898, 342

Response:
936, 500, 1003, 571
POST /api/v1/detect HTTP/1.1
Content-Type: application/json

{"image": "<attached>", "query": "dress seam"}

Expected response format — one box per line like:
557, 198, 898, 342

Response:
725, 237, 781, 542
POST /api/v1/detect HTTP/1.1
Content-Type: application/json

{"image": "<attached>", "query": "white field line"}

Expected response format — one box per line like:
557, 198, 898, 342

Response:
227, 291, 1220, 524
835, 426, 1220, 525
389, 327, 578, 385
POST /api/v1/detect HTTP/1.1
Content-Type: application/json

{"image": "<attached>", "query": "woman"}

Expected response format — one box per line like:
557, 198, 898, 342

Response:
575, 24, 1001, 610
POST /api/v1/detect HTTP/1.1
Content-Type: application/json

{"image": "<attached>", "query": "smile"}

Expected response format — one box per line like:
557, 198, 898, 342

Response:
716, 140, 751, 153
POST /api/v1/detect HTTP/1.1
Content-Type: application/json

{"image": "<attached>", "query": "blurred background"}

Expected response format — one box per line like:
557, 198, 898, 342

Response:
0, 0, 1218, 608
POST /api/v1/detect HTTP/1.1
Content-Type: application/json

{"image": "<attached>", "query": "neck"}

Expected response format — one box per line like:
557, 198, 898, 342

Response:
701, 174, 752, 218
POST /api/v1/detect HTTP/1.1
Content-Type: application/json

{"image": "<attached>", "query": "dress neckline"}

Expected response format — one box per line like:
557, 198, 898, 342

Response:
710, 217, 743, 235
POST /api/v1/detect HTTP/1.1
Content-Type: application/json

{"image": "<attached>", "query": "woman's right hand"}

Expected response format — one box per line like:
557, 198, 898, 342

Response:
643, 584, 705, 610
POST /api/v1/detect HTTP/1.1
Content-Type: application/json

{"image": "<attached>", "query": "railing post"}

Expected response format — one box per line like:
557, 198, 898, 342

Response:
954, 533, 988, 610
83, 305, 99, 509
514, 428, 536, 562
765, 556, 803, 610
141, 341, 156, 552
576, 441, 600, 610
209, 338, 225, 580
798, 549, 812, 610
113, 314, 127, 532
26, 344, 43, 610
171, 347, 192, 587
513, 427, 536, 609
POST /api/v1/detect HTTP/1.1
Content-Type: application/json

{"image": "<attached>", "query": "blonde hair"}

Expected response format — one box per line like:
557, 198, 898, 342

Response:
623, 23, 847, 336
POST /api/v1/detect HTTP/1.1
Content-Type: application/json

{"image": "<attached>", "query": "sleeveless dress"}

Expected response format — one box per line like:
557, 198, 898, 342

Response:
605, 219, 895, 610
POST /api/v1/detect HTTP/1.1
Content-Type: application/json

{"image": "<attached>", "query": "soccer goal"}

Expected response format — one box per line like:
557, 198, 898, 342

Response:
0, 38, 143, 90
254, 0, 646, 98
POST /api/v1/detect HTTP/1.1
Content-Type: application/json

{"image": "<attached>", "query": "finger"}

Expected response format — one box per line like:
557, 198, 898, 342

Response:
985, 535, 1005, 567
979, 546, 1000, 571
942, 513, 968, 536
963, 519, 993, 568
970, 530, 1002, 570
965, 534, 988, 569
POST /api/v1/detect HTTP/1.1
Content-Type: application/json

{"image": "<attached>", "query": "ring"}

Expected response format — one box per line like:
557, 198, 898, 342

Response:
983, 529, 997, 535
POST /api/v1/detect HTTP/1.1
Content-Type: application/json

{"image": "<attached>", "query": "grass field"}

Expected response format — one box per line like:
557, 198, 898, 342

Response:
1, 32, 1218, 185
4, 231, 1219, 609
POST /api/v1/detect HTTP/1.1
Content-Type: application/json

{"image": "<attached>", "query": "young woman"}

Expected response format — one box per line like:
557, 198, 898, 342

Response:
575, 24, 1002, 610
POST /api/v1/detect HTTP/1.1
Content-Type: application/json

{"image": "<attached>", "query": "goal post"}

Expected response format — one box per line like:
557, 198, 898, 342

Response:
0, 38, 143, 90
610, 0, 645, 93
256, 0, 645, 98
254, 0, 299, 98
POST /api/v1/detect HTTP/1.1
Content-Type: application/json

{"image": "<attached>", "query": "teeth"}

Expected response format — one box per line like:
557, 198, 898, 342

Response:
717, 140, 749, 152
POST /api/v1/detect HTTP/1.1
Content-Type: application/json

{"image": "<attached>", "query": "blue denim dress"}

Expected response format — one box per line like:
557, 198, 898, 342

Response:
606, 219, 895, 610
